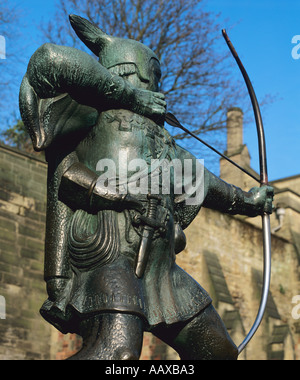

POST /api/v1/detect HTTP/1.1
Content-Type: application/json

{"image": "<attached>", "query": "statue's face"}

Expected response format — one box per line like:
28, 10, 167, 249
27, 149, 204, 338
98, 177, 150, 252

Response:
99, 38, 161, 91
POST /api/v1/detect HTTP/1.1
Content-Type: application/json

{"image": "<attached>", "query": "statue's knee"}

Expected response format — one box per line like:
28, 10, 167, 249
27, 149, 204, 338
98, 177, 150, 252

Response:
205, 330, 238, 360
232, 345, 239, 360
119, 349, 140, 360
223, 340, 238, 360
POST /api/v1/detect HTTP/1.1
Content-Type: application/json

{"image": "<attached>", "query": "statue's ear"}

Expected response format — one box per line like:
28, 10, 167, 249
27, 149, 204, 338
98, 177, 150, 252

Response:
69, 14, 112, 56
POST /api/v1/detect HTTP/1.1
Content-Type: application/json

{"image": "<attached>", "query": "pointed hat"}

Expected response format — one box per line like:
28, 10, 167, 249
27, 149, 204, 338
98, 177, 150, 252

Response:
69, 14, 160, 82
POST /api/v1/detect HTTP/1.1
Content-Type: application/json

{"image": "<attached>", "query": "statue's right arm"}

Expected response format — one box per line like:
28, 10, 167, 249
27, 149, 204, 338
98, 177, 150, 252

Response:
24, 43, 166, 120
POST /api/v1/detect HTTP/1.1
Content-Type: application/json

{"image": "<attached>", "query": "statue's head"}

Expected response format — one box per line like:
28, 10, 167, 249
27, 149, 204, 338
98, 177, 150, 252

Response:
69, 14, 161, 91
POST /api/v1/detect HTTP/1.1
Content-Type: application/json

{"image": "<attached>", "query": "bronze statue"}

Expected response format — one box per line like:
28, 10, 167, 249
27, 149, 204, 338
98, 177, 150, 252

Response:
19, 15, 273, 360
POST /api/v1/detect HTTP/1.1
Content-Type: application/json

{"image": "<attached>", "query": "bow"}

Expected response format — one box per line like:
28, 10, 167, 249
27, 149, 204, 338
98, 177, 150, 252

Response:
166, 30, 272, 355
222, 29, 271, 355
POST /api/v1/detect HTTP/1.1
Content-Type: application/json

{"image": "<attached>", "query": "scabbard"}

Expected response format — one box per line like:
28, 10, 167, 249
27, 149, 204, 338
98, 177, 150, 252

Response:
134, 194, 161, 278
135, 226, 155, 279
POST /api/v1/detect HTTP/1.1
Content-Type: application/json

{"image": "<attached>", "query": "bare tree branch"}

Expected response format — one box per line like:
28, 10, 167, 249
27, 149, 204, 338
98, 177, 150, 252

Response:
3, 0, 273, 167
38, 0, 248, 143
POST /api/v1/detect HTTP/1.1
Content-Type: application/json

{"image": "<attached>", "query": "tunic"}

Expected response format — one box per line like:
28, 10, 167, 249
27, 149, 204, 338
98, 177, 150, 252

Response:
20, 43, 212, 334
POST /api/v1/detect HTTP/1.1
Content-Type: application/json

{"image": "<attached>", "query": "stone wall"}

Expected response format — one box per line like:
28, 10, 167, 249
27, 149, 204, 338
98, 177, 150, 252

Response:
0, 144, 52, 359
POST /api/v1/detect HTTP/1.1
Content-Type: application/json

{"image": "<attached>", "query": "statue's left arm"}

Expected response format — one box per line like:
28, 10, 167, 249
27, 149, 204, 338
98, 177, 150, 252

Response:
202, 170, 274, 217
174, 145, 273, 231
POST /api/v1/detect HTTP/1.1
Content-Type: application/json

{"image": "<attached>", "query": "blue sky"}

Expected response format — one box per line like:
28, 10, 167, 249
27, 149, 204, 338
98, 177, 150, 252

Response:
2, 0, 300, 182
205, 0, 300, 182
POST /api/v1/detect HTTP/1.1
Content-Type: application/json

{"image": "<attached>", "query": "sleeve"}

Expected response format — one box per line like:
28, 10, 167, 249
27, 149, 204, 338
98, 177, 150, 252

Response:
26, 43, 134, 109
173, 144, 209, 229
19, 43, 137, 151
173, 143, 258, 229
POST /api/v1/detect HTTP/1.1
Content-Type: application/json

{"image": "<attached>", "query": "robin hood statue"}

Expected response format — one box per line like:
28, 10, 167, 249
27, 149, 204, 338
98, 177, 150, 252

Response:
19, 15, 273, 360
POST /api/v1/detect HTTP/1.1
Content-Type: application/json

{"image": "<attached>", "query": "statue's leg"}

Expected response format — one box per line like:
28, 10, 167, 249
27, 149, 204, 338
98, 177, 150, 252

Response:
153, 304, 238, 360
68, 312, 144, 360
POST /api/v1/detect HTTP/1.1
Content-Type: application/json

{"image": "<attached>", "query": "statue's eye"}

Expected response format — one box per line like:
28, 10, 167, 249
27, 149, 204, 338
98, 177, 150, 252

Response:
151, 59, 161, 80
155, 68, 162, 80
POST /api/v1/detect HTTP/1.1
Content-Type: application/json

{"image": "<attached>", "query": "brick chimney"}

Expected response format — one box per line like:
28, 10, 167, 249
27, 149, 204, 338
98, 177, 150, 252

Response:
226, 107, 244, 156
220, 107, 254, 189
